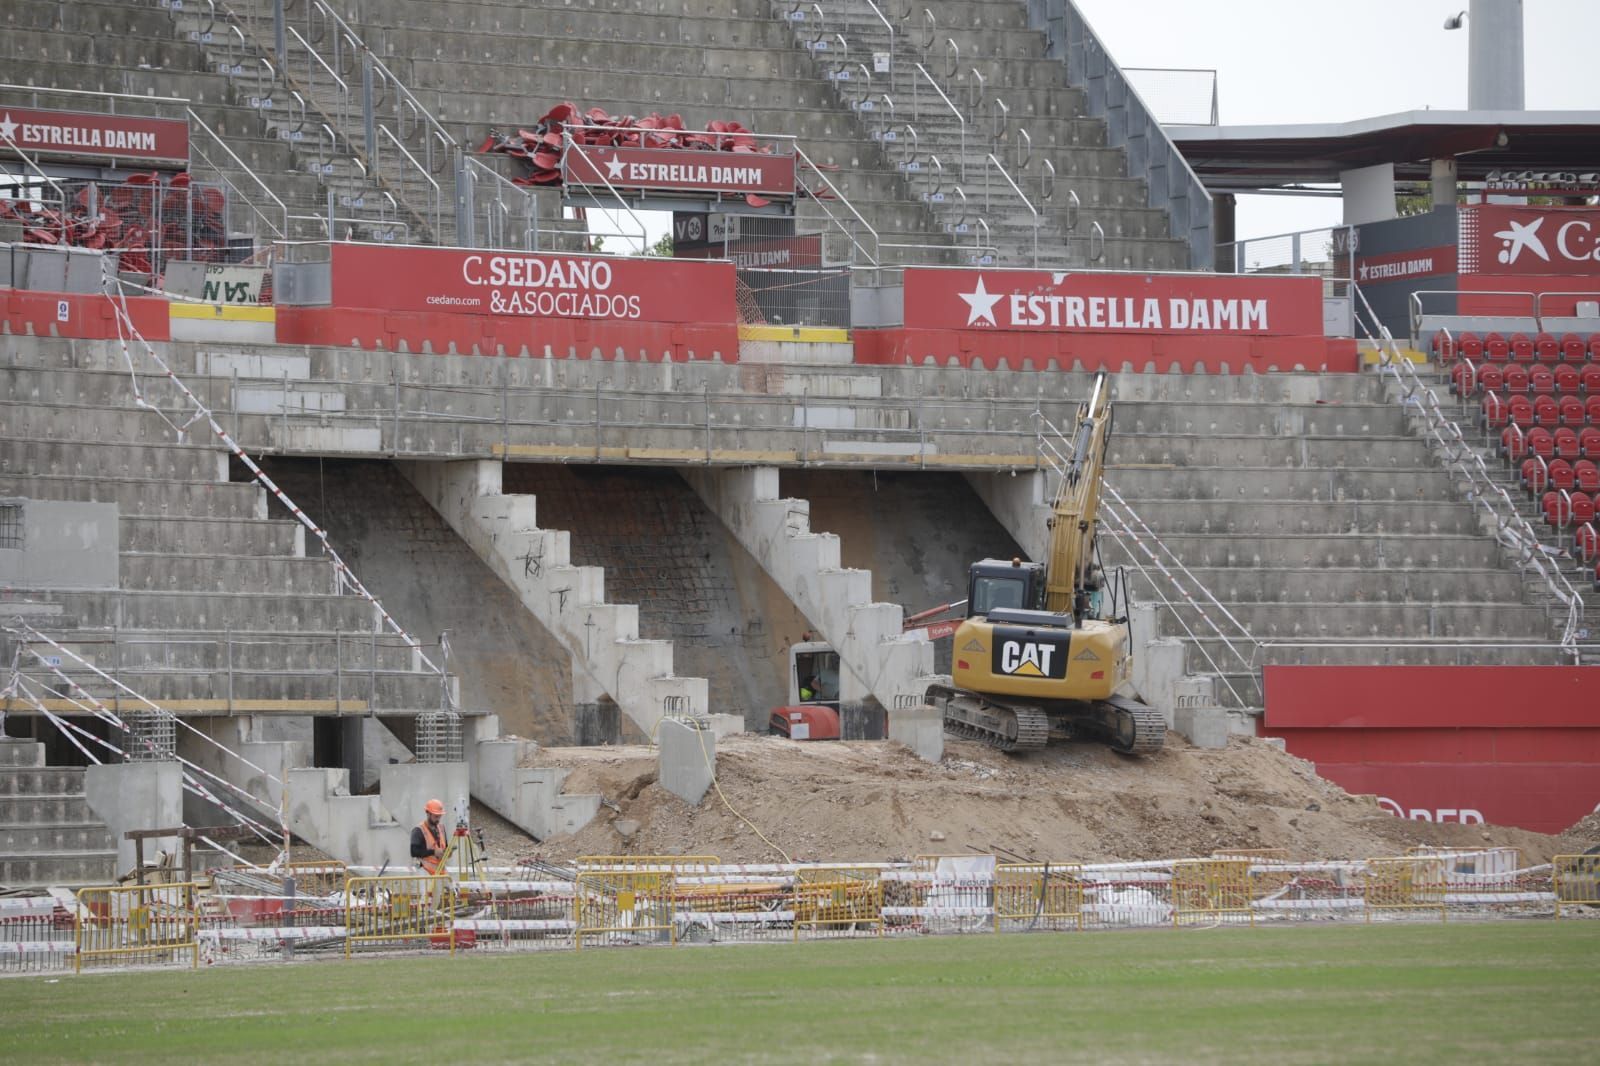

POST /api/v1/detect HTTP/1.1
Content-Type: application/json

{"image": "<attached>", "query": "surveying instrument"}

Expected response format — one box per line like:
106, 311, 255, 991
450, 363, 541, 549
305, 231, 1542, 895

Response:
436, 796, 488, 881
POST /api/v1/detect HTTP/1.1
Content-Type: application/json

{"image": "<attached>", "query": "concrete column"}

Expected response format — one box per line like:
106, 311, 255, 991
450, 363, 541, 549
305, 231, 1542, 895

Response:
963, 471, 1050, 562
1430, 158, 1459, 211
1466, 0, 1524, 111
1341, 163, 1398, 226
83, 761, 183, 876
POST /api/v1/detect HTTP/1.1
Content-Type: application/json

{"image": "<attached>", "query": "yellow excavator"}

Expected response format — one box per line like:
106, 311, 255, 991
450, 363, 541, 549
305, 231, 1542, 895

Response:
925, 372, 1165, 755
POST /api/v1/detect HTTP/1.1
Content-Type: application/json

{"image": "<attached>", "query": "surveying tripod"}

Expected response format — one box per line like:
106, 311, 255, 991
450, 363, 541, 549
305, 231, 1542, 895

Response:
435, 805, 489, 881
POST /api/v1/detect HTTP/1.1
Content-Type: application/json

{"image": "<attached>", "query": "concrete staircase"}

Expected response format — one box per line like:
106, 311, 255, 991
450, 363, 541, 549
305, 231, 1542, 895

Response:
682, 465, 938, 729
0, 739, 118, 889
467, 716, 602, 842
402, 459, 710, 739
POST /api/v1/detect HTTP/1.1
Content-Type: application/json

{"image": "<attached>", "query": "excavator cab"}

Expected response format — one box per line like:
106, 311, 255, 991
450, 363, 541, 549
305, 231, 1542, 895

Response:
966, 558, 1047, 618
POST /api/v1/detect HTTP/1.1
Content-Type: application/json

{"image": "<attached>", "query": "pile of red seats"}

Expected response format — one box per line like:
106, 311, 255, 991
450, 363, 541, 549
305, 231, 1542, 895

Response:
0, 172, 226, 275
1445, 328, 1600, 589
478, 102, 826, 208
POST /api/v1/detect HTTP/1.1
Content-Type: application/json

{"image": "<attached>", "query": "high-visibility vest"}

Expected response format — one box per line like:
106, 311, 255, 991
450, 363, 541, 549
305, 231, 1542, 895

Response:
418, 818, 446, 875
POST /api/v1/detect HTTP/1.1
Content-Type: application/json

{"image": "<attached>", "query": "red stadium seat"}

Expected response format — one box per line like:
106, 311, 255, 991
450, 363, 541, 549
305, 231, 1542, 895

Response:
1478, 364, 1504, 395
1589, 397, 1600, 425
1507, 394, 1534, 427
1533, 395, 1560, 427
1590, 333, 1600, 362
1534, 332, 1560, 362
1555, 365, 1580, 394
1527, 427, 1555, 459
1485, 332, 1510, 362
1549, 458, 1576, 490
1530, 366, 1555, 394
1576, 521, 1599, 565
1450, 360, 1478, 397
1432, 331, 1457, 364
1522, 455, 1549, 494
1459, 332, 1484, 360
1555, 428, 1581, 461
1582, 364, 1600, 394
1579, 460, 1600, 493
1560, 395, 1587, 427
1541, 490, 1571, 528
1509, 332, 1535, 363
1481, 391, 1507, 429
1501, 424, 1527, 461
1574, 493, 1597, 528
1560, 333, 1588, 363
1504, 364, 1530, 394
1582, 427, 1600, 460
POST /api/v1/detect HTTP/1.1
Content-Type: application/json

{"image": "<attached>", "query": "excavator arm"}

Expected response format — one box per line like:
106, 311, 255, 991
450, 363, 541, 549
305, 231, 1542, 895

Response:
1043, 371, 1112, 618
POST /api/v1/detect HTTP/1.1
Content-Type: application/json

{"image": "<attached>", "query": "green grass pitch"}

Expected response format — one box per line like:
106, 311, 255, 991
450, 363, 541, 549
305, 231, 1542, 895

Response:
3, 922, 1595, 1063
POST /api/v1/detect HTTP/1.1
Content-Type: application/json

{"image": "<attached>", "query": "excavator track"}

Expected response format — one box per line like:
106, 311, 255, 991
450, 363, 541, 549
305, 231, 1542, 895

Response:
926, 684, 1050, 752
1097, 695, 1166, 756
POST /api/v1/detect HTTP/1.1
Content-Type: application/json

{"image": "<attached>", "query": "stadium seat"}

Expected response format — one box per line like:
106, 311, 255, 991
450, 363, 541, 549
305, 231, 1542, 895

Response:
1541, 490, 1570, 528
1431, 331, 1456, 364
1572, 493, 1596, 528
1555, 365, 1580, 394
1509, 332, 1535, 363
1485, 332, 1510, 362
1459, 332, 1484, 360
1555, 428, 1581, 461
1589, 333, 1600, 362
1582, 364, 1600, 394
1508, 394, 1535, 427
1560, 395, 1587, 427
1521, 456, 1549, 494
1549, 458, 1576, 490
1479, 364, 1504, 395
1579, 460, 1600, 493
1530, 366, 1555, 394
1581, 427, 1600, 459
1501, 424, 1527, 461
1576, 521, 1600, 565
1534, 332, 1560, 362
1559, 332, 1588, 363
1527, 427, 1555, 459
1504, 365, 1529, 394
1481, 391, 1507, 429
1533, 395, 1560, 427
1450, 360, 1477, 397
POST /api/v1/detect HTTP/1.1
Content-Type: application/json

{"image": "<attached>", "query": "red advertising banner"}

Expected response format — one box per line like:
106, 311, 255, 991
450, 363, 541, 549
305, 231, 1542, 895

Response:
902, 269, 1324, 336
1355, 245, 1457, 285
565, 144, 796, 198
0, 106, 189, 165
675, 236, 826, 269
1459, 205, 1600, 276
329, 244, 737, 324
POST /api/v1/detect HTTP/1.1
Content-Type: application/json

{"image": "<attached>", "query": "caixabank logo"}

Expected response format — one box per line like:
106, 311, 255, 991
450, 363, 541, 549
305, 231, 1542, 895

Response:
1462, 206, 1600, 275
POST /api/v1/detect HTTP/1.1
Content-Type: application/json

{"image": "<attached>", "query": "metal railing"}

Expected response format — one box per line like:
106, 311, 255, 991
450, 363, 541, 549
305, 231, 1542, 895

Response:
1029, 0, 1212, 270
1355, 285, 1584, 653
1408, 289, 1600, 336
1220, 225, 1355, 294
1122, 67, 1220, 126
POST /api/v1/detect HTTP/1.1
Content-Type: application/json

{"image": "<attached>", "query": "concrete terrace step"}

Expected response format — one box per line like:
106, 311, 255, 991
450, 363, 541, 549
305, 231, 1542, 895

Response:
1106, 466, 1469, 502
0, 794, 98, 825
0, 823, 116, 853
32, 589, 379, 633
0, 852, 119, 889
0, 474, 265, 521
1123, 565, 1529, 605
33, 629, 424, 673
1114, 498, 1484, 536
0, 439, 229, 483
1152, 601, 1556, 642
120, 552, 335, 594
120, 515, 306, 557
1107, 434, 1430, 468
23, 668, 448, 713
0, 768, 88, 797
1098, 532, 1507, 571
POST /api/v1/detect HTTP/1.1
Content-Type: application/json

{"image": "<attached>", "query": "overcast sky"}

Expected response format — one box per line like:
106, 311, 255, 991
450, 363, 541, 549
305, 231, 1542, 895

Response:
1073, 0, 1600, 240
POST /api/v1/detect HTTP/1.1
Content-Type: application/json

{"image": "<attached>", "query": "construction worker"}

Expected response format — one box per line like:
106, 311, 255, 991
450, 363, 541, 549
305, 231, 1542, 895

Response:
800, 673, 820, 701
412, 798, 447, 875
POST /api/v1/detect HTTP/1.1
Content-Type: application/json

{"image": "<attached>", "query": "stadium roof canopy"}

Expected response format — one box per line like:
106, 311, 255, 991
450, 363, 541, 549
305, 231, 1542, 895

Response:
1168, 109, 1600, 193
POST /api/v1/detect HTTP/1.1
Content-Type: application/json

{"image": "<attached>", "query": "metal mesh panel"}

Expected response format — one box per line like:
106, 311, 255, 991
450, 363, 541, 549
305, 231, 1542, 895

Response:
414, 710, 463, 764
121, 710, 176, 762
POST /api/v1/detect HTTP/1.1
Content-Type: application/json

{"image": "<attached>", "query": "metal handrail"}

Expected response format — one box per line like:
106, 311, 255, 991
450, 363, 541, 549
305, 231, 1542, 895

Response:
186, 108, 289, 238
911, 63, 965, 178
308, 0, 453, 149
983, 153, 1039, 266
1357, 285, 1583, 653
1408, 288, 1599, 336
377, 125, 440, 233
794, 144, 881, 267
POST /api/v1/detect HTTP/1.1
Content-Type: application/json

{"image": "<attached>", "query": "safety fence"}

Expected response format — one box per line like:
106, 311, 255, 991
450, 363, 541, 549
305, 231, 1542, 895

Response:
5, 849, 1595, 974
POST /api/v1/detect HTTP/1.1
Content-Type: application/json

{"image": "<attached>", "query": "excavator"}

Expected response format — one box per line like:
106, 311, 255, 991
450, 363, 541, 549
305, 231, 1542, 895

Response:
924, 371, 1165, 755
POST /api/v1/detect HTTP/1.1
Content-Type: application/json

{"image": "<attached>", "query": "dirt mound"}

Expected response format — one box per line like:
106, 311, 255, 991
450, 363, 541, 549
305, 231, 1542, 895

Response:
1557, 812, 1600, 855
509, 734, 1567, 865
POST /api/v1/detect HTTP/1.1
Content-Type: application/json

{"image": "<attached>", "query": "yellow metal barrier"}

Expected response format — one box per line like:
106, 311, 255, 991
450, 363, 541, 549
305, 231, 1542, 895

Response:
345, 874, 456, 957
1172, 859, 1254, 926
284, 860, 348, 898
575, 868, 677, 949
793, 867, 883, 939
76, 882, 199, 972
578, 855, 718, 871
994, 863, 1084, 933
1364, 857, 1448, 921
1554, 854, 1600, 917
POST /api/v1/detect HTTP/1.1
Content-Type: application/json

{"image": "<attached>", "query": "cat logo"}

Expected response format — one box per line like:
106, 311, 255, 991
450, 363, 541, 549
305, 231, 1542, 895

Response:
999, 640, 1057, 677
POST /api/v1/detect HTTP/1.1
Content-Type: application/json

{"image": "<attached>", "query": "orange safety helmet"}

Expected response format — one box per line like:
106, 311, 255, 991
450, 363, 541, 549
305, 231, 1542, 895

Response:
424, 798, 445, 816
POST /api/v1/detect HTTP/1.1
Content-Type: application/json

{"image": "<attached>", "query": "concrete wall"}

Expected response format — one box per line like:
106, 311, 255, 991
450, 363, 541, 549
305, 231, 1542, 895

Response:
0, 498, 119, 590
83, 760, 183, 875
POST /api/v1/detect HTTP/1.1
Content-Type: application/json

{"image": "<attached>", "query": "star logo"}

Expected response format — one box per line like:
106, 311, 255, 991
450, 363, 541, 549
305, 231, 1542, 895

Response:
959, 275, 1003, 326
1358, 261, 1369, 281
604, 155, 626, 180
0, 114, 16, 143
1494, 218, 1549, 265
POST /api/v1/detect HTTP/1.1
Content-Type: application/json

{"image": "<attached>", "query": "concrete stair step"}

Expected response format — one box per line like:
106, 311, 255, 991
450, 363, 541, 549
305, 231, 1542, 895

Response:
0, 795, 98, 825
0, 740, 45, 768
0, 769, 88, 797
0, 474, 265, 521
0, 852, 120, 889
0, 823, 117, 852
